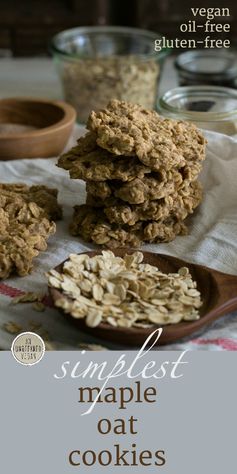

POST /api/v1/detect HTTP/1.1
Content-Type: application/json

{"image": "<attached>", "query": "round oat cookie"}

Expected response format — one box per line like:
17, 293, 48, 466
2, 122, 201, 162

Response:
86, 181, 202, 226
0, 197, 56, 279
86, 163, 202, 205
69, 205, 188, 249
69, 204, 142, 248
87, 100, 206, 171
0, 183, 62, 221
58, 133, 151, 182
86, 171, 180, 204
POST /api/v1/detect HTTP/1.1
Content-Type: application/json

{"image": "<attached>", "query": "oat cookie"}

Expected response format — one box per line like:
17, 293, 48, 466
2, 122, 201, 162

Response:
0, 198, 56, 279
0, 183, 62, 221
58, 134, 151, 182
86, 171, 180, 204
73, 131, 98, 154
144, 219, 188, 243
70, 205, 188, 248
86, 181, 202, 226
69, 205, 142, 248
0, 184, 60, 279
87, 99, 206, 170
86, 164, 202, 205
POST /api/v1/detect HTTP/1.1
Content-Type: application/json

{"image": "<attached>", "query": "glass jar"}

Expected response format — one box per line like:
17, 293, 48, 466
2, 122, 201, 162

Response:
175, 50, 237, 88
51, 26, 169, 123
158, 86, 237, 135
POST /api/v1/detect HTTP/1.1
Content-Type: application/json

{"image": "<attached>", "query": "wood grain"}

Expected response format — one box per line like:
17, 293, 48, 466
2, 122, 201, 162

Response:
0, 97, 76, 159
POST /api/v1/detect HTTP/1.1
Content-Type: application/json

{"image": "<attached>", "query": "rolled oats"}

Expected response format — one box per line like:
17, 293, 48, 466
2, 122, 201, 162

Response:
48, 251, 202, 328
86, 310, 103, 328
61, 56, 159, 123
92, 283, 104, 302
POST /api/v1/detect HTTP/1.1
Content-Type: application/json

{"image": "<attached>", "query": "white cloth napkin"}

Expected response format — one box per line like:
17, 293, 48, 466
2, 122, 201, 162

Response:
0, 127, 237, 351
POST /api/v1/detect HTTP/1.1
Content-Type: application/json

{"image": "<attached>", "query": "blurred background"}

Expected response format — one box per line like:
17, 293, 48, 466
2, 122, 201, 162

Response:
0, 0, 236, 57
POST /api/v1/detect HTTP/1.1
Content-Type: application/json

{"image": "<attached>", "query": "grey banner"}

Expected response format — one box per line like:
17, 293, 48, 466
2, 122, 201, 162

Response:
1, 350, 236, 473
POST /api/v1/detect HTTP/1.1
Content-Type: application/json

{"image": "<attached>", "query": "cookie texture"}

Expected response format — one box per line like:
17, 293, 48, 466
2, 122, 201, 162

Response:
70, 205, 187, 248
0, 184, 61, 279
86, 164, 202, 204
58, 133, 150, 182
87, 99, 206, 171
0, 183, 62, 221
86, 181, 202, 226
58, 99, 206, 248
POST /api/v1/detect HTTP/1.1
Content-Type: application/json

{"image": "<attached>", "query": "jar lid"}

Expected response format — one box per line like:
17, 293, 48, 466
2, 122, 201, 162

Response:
158, 85, 237, 120
175, 50, 237, 82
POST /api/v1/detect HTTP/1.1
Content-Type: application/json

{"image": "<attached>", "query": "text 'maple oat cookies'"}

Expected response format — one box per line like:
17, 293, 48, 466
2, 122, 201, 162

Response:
0, 184, 62, 279
58, 100, 206, 248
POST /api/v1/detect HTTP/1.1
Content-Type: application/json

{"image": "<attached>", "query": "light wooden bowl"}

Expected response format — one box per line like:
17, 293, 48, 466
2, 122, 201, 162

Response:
0, 97, 76, 160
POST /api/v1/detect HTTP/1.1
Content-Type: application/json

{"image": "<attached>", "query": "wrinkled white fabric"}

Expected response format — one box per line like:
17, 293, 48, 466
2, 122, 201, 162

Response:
0, 127, 236, 351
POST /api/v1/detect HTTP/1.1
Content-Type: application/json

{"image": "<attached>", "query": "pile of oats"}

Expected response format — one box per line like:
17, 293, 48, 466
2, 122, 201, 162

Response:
61, 56, 159, 123
47, 251, 202, 328
58, 100, 206, 248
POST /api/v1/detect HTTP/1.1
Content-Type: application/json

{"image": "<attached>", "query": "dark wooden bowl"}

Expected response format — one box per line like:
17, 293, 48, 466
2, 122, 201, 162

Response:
0, 97, 76, 159
49, 250, 237, 346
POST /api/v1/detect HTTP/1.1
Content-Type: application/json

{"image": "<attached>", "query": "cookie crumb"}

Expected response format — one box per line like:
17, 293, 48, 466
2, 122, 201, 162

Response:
3, 321, 23, 334
11, 292, 42, 305
32, 302, 46, 312
78, 343, 108, 351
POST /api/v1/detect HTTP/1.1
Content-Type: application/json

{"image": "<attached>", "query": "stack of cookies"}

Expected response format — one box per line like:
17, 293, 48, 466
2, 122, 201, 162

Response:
58, 100, 206, 248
